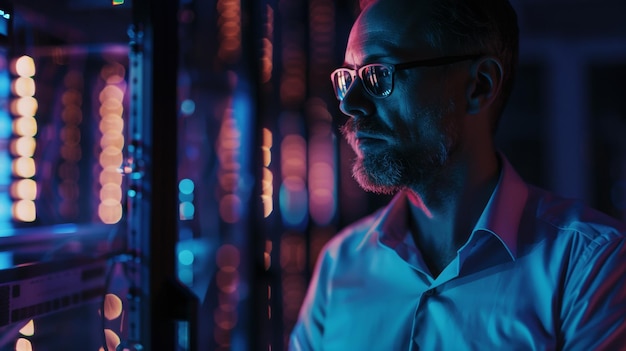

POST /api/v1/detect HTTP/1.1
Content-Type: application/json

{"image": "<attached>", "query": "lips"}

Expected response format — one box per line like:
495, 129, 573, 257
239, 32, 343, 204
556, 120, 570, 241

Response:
356, 131, 386, 142
355, 133, 387, 151
341, 120, 388, 150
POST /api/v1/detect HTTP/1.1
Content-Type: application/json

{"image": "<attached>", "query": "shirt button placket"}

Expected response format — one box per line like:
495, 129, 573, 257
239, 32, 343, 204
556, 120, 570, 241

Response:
409, 288, 436, 351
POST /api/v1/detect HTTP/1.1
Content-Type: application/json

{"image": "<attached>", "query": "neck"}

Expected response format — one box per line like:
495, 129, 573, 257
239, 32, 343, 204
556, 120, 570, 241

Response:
407, 151, 500, 276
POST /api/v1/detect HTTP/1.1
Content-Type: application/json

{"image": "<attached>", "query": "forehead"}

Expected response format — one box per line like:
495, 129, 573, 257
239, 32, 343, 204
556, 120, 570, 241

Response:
345, 0, 436, 64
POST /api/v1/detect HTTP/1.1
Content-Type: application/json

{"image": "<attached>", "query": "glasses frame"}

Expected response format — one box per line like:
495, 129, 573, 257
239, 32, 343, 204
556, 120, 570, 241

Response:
331, 54, 483, 101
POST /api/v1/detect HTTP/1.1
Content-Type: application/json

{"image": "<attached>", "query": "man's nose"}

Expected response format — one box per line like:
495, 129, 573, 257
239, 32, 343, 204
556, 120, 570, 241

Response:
339, 78, 374, 118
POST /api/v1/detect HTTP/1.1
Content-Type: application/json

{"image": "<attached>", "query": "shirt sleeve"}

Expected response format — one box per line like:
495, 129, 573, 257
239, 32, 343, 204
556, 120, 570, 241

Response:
289, 244, 335, 351
560, 231, 626, 350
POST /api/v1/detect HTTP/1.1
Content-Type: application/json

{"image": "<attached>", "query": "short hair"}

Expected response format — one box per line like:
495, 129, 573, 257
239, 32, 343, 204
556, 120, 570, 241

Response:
426, 0, 519, 130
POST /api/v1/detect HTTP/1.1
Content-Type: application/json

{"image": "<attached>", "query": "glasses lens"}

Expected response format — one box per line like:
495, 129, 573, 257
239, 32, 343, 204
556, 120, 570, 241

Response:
332, 69, 354, 100
362, 64, 392, 97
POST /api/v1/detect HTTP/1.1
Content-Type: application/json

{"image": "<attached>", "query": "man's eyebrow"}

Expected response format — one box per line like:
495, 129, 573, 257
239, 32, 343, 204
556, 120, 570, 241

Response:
341, 54, 389, 68
341, 44, 418, 68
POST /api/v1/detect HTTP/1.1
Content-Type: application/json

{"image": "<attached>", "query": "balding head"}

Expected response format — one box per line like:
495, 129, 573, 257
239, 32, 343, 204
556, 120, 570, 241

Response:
352, 0, 519, 128
346, 0, 440, 66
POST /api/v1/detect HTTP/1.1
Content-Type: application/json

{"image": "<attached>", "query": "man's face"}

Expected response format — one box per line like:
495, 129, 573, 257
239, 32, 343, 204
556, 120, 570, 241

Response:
338, 0, 465, 195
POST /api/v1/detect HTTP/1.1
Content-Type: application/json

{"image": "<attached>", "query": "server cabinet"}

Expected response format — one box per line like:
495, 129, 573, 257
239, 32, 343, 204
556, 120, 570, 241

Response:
0, 0, 132, 350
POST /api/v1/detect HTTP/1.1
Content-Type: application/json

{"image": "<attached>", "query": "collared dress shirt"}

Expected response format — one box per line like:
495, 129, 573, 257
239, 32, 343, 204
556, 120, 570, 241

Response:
289, 156, 626, 350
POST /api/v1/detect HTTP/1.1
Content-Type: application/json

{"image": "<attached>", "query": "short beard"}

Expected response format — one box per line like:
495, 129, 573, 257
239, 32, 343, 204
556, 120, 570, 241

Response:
341, 101, 457, 195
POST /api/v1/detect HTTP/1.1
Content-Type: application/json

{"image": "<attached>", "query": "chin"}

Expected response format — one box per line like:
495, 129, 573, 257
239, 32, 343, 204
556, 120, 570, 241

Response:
352, 158, 402, 195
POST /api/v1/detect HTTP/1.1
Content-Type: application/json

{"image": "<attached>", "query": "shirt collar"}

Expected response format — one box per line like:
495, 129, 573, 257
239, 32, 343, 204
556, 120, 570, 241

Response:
473, 153, 529, 259
369, 192, 409, 250
373, 153, 529, 261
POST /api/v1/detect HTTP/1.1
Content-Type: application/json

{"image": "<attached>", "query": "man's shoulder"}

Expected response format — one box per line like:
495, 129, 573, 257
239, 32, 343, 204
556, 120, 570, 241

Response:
529, 185, 626, 241
322, 207, 387, 257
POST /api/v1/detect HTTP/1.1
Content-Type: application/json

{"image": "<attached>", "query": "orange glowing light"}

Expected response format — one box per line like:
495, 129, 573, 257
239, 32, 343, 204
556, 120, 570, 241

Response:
18, 320, 34, 336
100, 166, 123, 185
99, 105, 124, 120
12, 77, 36, 97
106, 74, 125, 85
12, 56, 36, 77
262, 194, 273, 218
61, 106, 83, 124
262, 128, 272, 166
281, 135, 306, 178
99, 147, 124, 168
214, 308, 238, 330
12, 157, 36, 178
100, 62, 126, 82
217, 171, 239, 192
280, 235, 306, 271
99, 118, 124, 134
103, 294, 123, 320
60, 145, 82, 162
284, 176, 305, 192
99, 85, 125, 103
96, 75, 126, 227
262, 168, 273, 189
219, 194, 242, 224
262, 165, 274, 218
100, 183, 123, 202
12, 200, 36, 222
216, 244, 240, 271
218, 291, 238, 308
61, 89, 82, 106
10, 137, 36, 157
10, 96, 38, 116
264, 251, 271, 270
261, 37, 273, 83
98, 202, 123, 224
100, 131, 125, 150
13, 117, 37, 137
15, 338, 32, 351
10, 179, 37, 200
60, 125, 81, 145
216, 0, 242, 63
216, 270, 239, 293
104, 329, 121, 351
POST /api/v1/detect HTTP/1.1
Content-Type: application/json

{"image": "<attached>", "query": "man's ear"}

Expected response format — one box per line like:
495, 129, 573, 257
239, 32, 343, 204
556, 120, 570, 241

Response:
466, 57, 503, 114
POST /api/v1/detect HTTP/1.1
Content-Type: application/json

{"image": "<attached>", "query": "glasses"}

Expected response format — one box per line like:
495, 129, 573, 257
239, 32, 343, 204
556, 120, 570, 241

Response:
330, 54, 483, 101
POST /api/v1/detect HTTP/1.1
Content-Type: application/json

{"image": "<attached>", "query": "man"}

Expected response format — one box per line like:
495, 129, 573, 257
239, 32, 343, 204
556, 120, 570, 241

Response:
289, 0, 626, 350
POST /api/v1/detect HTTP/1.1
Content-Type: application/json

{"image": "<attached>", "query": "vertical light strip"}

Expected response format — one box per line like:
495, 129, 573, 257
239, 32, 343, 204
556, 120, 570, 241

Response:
97, 62, 126, 224
9, 55, 37, 223
279, 132, 307, 228
277, 0, 313, 344
215, 0, 243, 347
260, 4, 274, 83
307, 0, 337, 226
216, 106, 243, 225
214, 243, 240, 350
58, 70, 83, 219
261, 128, 273, 218
260, 5, 276, 350
307, 99, 336, 226
217, 0, 242, 64
178, 178, 195, 221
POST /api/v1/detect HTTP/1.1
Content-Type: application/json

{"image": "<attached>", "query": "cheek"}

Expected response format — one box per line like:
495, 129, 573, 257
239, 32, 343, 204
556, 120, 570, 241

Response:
391, 86, 426, 137
390, 74, 458, 141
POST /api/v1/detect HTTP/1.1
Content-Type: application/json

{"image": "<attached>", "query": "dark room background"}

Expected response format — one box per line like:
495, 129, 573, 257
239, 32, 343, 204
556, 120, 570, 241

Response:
0, 0, 624, 350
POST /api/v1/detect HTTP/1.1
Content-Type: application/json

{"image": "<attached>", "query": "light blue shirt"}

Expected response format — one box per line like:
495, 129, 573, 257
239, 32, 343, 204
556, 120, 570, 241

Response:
290, 156, 626, 350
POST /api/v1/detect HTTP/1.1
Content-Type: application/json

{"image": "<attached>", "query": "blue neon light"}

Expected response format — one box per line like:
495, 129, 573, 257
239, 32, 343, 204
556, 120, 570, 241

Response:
178, 178, 195, 194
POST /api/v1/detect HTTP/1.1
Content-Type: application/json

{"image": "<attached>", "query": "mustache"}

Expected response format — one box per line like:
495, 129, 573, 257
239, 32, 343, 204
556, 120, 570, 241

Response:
339, 118, 386, 138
